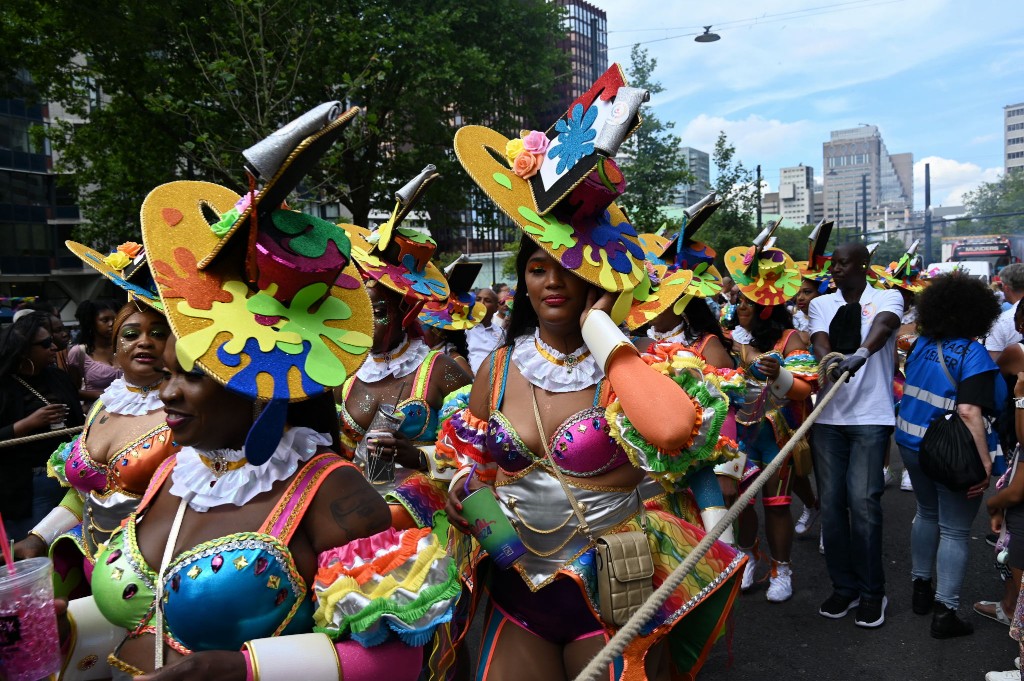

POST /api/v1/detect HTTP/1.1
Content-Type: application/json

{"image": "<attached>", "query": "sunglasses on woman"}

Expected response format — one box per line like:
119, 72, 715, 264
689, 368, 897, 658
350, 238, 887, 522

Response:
32, 337, 55, 349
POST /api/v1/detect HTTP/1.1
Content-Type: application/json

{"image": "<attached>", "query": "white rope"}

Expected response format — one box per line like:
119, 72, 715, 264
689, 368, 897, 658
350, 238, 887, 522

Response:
574, 371, 850, 681
0, 426, 84, 449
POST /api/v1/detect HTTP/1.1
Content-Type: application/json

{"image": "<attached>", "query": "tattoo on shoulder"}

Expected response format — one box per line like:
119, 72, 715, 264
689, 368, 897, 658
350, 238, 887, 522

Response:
329, 488, 382, 530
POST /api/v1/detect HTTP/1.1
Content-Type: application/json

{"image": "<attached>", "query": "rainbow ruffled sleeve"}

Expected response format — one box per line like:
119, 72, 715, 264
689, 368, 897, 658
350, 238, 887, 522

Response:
435, 408, 496, 484
47, 436, 80, 487
783, 349, 819, 390
312, 527, 462, 648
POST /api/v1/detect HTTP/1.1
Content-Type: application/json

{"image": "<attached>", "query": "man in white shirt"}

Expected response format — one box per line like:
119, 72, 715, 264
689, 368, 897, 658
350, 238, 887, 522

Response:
808, 242, 903, 629
467, 288, 504, 374
985, 263, 1024, 360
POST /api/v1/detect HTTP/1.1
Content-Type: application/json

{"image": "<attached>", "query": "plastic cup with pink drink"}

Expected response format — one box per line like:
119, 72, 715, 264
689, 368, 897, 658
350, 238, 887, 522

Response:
0, 557, 62, 681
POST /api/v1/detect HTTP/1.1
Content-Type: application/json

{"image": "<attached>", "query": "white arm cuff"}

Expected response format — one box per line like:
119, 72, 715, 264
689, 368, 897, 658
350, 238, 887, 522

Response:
768, 368, 795, 400
581, 309, 638, 373
448, 467, 472, 493
62, 596, 123, 680
714, 451, 747, 480
30, 505, 80, 546
246, 633, 340, 681
700, 506, 735, 545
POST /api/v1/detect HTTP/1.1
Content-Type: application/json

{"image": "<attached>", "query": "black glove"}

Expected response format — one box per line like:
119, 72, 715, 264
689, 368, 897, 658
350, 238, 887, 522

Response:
831, 348, 870, 382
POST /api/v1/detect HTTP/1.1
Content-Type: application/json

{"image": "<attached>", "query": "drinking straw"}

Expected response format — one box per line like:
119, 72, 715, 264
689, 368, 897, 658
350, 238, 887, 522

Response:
0, 511, 15, 574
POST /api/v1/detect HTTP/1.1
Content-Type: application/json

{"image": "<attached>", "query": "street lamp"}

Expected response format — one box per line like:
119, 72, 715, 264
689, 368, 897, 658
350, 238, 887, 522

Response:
695, 26, 720, 43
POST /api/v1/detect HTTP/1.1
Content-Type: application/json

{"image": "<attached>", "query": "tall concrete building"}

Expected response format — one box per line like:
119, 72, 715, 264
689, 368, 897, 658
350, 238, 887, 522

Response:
673, 146, 710, 207
551, 0, 608, 116
822, 125, 913, 238
778, 164, 815, 226
1007, 102, 1024, 174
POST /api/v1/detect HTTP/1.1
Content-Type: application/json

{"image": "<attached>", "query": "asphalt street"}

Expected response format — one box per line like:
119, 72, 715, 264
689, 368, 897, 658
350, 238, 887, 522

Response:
701, 468, 1016, 681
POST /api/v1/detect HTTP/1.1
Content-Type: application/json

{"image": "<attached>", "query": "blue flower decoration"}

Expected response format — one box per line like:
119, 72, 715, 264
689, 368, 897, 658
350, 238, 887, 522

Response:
548, 103, 598, 174
400, 254, 446, 297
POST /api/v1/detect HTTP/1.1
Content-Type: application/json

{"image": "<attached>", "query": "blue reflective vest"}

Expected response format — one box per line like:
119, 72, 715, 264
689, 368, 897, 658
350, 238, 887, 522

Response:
895, 337, 1005, 452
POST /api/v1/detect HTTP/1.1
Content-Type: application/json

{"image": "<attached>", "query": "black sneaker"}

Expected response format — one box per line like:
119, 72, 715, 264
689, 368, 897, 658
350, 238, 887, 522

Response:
854, 596, 888, 628
912, 578, 934, 616
819, 592, 860, 619
931, 603, 974, 639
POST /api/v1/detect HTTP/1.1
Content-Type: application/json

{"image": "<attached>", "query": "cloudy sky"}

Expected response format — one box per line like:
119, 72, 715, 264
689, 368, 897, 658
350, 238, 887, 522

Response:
599, 0, 1023, 210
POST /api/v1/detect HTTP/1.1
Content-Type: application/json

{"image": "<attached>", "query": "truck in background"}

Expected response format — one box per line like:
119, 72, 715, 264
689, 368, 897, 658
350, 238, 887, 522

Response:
940, 235, 1024, 274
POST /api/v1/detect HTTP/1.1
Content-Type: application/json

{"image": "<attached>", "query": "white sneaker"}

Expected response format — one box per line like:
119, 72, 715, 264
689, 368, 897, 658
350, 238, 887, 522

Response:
766, 561, 793, 602
795, 505, 820, 534
900, 469, 913, 491
883, 466, 895, 486
740, 548, 759, 591
985, 671, 1020, 681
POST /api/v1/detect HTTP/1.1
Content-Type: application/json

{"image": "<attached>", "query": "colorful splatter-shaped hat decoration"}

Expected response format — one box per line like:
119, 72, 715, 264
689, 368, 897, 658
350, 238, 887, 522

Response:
419, 258, 486, 331
793, 219, 835, 293
724, 221, 802, 308
141, 102, 373, 465
872, 239, 926, 292
65, 240, 163, 310
453, 64, 650, 296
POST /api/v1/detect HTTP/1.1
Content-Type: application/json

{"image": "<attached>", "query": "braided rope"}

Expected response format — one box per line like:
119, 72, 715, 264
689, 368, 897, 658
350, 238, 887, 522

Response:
574, 371, 850, 681
0, 426, 84, 449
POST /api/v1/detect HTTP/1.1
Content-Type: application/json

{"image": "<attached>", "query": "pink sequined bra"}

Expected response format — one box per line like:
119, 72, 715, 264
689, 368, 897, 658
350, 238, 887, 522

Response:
485, 348, 629, 477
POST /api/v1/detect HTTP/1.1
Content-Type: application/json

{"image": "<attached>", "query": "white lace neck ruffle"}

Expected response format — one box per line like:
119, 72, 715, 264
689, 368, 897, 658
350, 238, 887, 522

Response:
646, 321, 687, 344
98, 377, 164, 416
731, 326, 753, 346
170, 427, 328, 512
356, 337, 430, 383
510, 331, 602, 393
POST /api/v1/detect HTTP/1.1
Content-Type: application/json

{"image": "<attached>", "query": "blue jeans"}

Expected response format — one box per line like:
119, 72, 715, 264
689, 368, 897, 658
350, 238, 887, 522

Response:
899, 445, 981, 609
812, 423, 892, 600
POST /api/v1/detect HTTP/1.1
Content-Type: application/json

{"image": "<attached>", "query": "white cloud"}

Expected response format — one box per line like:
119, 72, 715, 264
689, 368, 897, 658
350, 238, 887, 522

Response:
913, 156, 1002, 208
678, 114, 822, 178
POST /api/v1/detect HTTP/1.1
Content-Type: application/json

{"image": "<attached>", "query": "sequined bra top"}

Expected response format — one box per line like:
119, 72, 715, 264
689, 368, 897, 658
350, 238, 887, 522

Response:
484, 347, 629, 477
63, 402, 178, 498
339, 350, 442, 452
91, 453, 349, 654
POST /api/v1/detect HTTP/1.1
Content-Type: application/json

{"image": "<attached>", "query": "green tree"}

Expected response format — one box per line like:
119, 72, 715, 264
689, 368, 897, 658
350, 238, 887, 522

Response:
772, 224, 815, 260
704, 132, 758, 265
5, 0, 567, 246
617, 46, 692, 233
952, 171, 1024, 235
870, 235, 911, 267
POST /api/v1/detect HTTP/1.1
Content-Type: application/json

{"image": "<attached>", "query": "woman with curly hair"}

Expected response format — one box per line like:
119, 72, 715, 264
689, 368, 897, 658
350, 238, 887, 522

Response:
895, 273, 1005, 638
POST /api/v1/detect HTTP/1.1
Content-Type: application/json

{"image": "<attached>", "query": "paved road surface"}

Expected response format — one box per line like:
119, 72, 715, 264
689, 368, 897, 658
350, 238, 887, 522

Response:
701, 473, 1016, 681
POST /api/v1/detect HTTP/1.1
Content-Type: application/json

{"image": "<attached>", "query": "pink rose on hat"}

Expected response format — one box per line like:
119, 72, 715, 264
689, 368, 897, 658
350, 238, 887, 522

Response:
521, 130, 550, 155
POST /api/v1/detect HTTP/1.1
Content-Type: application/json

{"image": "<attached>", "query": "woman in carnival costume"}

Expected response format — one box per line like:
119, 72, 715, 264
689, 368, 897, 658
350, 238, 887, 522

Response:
441, 65, 744, 681
14, 241, 179, 601
59, 104, 459, 681
337, 167, 473, 530
788, 221, 835, 536
419, 259, 487, 376
626, 196, 747, 542
723, 225, 819, 603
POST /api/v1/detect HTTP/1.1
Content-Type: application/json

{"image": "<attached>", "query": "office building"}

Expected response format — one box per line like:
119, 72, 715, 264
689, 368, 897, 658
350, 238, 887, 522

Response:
551, 0, 608, 117
672, 146, 710, 207
778, 164, 815, 226
822, 125, 913, 237
1007, 102, 1024, 174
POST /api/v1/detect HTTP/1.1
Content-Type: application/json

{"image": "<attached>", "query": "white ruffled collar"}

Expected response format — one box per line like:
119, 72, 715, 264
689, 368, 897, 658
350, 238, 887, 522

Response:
98, 377, 164, 416
731, 326, 753, 345
169, 427, 328, 512
356, 337, 430, 383
646, 321, 687, 344
510, 331, 602, 393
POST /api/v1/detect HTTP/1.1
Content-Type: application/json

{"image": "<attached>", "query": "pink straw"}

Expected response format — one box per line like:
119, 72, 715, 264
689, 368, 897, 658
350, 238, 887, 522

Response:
0, 510, 15, 575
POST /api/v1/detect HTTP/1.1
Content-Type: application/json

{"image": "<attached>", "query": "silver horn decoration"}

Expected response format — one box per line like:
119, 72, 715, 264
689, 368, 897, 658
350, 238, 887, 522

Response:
243, 101, 342, 179
593, 87, 650, 157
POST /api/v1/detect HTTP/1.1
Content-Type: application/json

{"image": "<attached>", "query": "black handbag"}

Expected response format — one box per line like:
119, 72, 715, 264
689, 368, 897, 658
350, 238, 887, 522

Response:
918, 342, 987, 491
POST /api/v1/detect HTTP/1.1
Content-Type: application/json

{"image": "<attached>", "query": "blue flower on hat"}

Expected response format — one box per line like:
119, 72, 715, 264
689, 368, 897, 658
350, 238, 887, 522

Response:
561, 211, 644, 275
400, 254, 446, 297
548, 103, 597, 175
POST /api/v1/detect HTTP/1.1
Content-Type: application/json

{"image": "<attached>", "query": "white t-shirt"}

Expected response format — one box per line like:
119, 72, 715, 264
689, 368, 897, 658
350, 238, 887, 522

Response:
809, 286, 904, 426
467, 321, 505, 374
984, 301, 1020, 353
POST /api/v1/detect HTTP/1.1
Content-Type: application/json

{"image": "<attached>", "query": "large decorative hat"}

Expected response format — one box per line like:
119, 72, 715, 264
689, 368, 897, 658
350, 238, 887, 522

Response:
453, 64, 650, 293
419, 259, 486, 331
342, 165, 450, 312
140, 103, 374, 465
724, 221, 802, 307
624, 237, 693, 330
793, 219, 834, 282
657, 192, 725, 300
65, 240, 163, 310
872, 239, 926, 292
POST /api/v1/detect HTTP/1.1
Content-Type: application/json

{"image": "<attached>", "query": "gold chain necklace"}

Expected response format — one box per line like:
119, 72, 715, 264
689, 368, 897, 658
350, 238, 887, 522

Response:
198, 452, 249, 478
533, 339, 591, 374
14, 376, 51, 405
